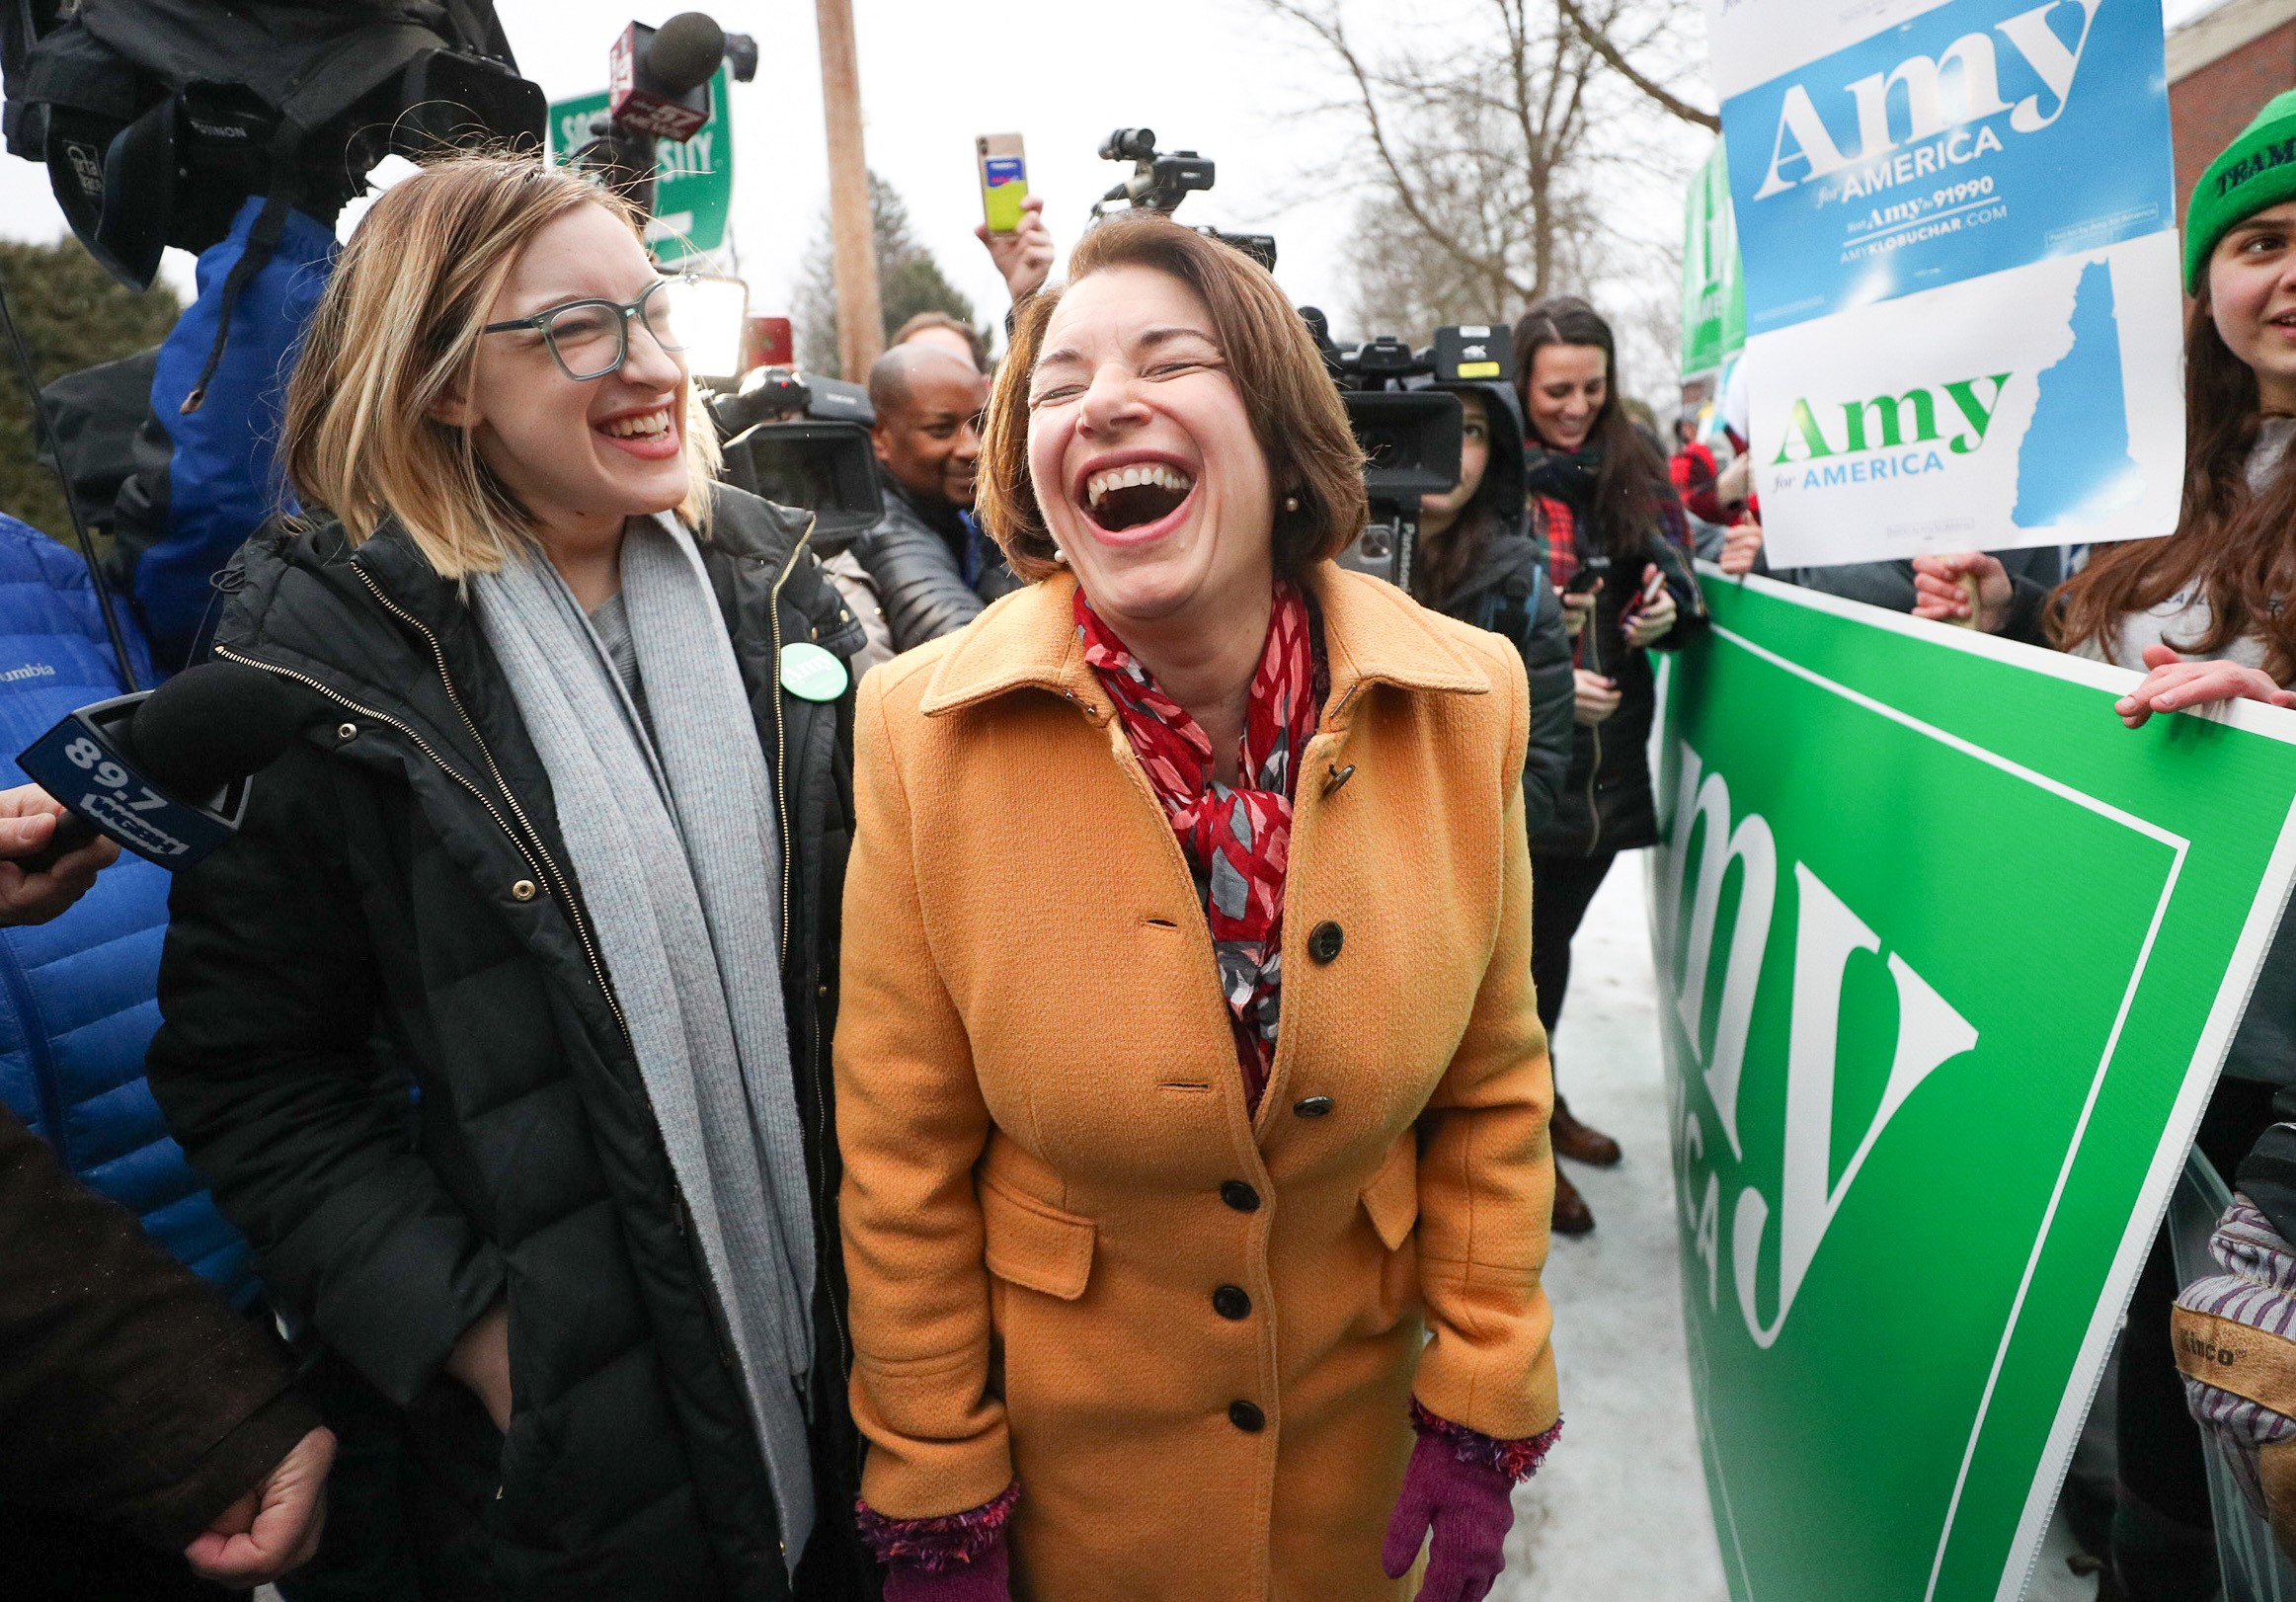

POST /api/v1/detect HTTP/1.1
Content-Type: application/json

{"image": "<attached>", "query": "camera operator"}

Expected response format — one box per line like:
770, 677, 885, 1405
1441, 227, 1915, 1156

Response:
1407, 366, 1574, 838
839, 343, 1019, 654
1517, 295, 1708, 1237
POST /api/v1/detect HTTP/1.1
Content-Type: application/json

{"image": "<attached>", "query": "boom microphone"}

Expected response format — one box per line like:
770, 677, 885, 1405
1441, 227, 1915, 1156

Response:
15, 661, 330, 872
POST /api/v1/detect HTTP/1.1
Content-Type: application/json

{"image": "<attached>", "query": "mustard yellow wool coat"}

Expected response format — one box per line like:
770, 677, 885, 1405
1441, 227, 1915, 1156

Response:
833, 563, 1559, 1602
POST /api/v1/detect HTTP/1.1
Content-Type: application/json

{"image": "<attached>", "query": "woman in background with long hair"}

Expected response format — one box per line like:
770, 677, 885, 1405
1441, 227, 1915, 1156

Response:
1512, 296, 1706, 1237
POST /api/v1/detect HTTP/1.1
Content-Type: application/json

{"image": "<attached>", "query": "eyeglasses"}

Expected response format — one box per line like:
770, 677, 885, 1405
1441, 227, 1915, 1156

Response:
481, 276, 691, 382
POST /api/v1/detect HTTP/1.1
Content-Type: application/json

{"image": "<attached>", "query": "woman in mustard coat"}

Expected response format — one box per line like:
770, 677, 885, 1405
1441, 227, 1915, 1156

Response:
833, 213, 1562, 1602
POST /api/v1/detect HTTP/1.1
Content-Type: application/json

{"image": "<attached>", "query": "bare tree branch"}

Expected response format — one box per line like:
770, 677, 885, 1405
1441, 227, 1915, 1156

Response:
1551, 0, 1719, 128
1256, 0, 1534, 303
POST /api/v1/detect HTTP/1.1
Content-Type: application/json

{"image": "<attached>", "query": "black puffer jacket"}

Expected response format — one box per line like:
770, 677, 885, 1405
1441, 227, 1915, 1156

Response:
146, 487, 872, 1602
1416, 376, 1574, 835
825, 472, 1019, 652
1423, 533, 1575, 837
1530, 487, 1707, 858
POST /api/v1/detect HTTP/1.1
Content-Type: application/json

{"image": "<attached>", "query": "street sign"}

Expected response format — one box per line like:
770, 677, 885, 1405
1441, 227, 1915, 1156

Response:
548, 65, 732, 265
1649, 572, 2296, 1600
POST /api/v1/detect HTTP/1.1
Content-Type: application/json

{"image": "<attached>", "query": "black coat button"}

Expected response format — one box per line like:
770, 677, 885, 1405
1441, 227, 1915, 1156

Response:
1294, 1095, 1335, 1118
1214, 1284, 1252, 1321
1228, 1401, 1266, 1432
1306, 921, 1343, 963
1221, 1180, 1261, 1213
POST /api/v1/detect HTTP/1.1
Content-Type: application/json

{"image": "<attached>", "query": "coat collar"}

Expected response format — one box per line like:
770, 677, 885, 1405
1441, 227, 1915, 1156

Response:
917, 562, 1491, 724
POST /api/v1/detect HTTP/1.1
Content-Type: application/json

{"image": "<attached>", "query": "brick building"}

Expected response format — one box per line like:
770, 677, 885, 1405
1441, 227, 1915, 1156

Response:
2170, 0, 2296, 217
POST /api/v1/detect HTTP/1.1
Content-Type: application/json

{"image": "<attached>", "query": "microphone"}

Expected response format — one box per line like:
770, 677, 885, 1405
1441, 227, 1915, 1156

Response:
608, 14, 725, 142
645, 14, 725, 94
14, 661, 330, 873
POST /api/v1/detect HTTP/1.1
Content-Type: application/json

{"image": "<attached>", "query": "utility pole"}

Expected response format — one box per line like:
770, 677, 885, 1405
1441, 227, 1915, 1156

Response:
815, 0, 883, 381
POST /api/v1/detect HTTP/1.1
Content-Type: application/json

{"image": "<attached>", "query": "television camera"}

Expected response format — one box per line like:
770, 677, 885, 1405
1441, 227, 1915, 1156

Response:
1088, 126, 1277, 273
1298, 312, 1507, 594
708, 368, 884, 543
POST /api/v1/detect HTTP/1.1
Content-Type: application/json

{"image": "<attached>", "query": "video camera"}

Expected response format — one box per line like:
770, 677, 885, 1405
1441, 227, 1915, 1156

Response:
2, 0, 544, 292
709, 369, 884, 543
1088, 126, 1277, 272
1298, 311, 1472, 593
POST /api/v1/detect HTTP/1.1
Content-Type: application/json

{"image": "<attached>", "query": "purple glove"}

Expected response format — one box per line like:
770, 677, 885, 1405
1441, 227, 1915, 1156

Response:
1382, 1403, 1560, 1602
859, 1484, 1017, 1602
881, 1535, 1010, 1602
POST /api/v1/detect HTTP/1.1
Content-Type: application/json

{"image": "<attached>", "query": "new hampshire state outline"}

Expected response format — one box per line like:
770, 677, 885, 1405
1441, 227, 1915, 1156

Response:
2014, 260, 2142, 528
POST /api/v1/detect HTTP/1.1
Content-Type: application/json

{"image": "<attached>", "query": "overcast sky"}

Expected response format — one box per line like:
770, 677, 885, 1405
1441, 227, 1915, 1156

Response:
0, 0, 2234, 351
0, 0, 1402, 335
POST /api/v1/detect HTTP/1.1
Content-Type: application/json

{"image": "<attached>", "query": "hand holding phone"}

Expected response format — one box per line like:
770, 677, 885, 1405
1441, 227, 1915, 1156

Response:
1562, 554, 1611, 596
1622, 563, 1678, 648
977, 133, 1028, 234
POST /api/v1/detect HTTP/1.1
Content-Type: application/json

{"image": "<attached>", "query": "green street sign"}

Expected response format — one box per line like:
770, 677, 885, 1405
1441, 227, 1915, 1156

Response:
1649, 574, 2296, 1598
548, 65, 732, 265
1682, 140, 1745, 382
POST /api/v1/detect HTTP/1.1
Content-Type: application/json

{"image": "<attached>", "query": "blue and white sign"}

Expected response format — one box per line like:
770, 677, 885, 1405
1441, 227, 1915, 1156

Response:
1708, 0, 2183, 566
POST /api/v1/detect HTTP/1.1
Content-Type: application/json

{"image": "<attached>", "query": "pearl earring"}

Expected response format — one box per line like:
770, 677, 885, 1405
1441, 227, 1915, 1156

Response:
1283, 494, 1301, 513
1053, 546, 1069, 563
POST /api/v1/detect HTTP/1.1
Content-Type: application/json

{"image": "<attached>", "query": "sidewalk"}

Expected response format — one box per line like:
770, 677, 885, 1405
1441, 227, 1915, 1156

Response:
1497, 853, 1728, 1599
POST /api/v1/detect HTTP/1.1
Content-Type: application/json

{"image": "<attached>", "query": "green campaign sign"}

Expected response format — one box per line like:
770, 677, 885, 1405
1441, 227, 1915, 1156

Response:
1647, 574, 2296, 1599
1682, 140, 1745, 383
547, 67, 733, 265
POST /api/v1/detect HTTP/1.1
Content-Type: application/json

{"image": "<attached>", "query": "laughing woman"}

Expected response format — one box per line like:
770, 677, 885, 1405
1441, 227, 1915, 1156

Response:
143, 154, 871, 1599
833, 213, 1562, 1602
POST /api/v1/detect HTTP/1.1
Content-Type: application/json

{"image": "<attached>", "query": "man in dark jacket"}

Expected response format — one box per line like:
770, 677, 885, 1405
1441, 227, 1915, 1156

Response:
146, 486, 873, 1601
829, 345, 1018, 659
0, 787, 332, 1599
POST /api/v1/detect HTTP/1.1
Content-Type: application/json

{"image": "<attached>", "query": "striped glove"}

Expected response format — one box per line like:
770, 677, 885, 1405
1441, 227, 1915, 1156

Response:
2173, 1193, 2296, 1557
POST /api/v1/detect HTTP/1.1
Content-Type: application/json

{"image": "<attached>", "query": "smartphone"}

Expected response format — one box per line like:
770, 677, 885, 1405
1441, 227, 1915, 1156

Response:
977, 133, 1027, 234
1564, 554, 1612, 595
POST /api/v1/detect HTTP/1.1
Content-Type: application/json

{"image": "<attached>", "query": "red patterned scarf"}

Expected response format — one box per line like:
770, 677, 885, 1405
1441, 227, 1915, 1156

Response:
1076, 582, 1321, 1109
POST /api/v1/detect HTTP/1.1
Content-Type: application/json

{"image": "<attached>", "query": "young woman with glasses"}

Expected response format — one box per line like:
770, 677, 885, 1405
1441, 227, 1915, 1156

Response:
143, 152, 874, 1600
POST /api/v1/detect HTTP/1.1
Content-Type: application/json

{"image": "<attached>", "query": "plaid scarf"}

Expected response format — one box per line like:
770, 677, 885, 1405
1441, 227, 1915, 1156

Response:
1076, 582, 1321, 1109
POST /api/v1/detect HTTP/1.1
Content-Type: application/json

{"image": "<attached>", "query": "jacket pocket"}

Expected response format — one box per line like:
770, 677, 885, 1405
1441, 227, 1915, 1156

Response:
979, 1170, 1095, 1301
1361, 1135, 1419, 1251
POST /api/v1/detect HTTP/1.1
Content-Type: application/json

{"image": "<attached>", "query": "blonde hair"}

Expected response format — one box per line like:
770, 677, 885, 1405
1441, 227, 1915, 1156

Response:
283, 149, 719, 579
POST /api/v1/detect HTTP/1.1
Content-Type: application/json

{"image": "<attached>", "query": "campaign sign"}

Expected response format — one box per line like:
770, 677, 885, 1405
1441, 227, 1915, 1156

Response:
1649, 573, 2296, 1600
549, 67, 733, 265
1706, 0, 2182, 566
1683, 141, 1747, 384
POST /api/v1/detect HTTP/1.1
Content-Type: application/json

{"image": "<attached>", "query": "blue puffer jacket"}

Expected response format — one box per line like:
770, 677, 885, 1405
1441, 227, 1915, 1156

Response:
0, 521, 255, 1304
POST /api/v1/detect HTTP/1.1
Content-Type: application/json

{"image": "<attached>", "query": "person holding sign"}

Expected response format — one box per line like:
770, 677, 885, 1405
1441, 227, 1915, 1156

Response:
1909, 92, 2296, 1590
1514, 297, 1708, 1236
142, 153, 874, 1599
834, 213, 1561, 1602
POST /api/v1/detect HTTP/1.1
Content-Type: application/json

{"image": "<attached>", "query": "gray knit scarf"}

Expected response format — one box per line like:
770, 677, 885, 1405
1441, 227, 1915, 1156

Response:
473, 515, 816, 1570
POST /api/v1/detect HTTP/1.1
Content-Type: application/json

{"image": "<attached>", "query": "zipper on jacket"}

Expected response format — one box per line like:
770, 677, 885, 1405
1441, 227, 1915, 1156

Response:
212, 644, 631, 1048
344, 571, 635, 1046
766, 519, 815, 963
1577, 583, 1605, 856
0, 933, 66, 1164
762, 520, 855, 1375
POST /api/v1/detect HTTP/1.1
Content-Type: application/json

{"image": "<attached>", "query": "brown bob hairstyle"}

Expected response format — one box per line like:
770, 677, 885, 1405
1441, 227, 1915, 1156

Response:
975, 211, 1368, 583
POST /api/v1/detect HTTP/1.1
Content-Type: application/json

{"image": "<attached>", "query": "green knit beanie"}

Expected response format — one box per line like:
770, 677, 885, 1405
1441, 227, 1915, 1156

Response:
2186, 88, 2296, 293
